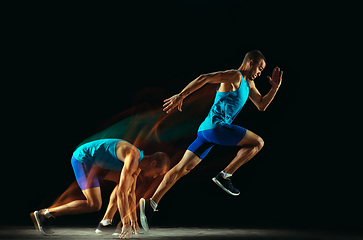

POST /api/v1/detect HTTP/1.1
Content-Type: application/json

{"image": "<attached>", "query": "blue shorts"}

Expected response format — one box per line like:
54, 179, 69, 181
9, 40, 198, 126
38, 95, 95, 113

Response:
71, 156, 109, 190
187, 124, 247, 160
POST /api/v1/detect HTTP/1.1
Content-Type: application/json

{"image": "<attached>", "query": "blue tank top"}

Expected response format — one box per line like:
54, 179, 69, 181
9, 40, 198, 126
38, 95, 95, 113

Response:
198, 70, 249, 132
73, 139, 144, 171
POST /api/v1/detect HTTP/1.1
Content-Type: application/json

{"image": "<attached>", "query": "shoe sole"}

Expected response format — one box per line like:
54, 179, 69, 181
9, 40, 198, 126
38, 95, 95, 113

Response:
212, 177, 240, 196
139, 198, 149, 231
30, 211, 54, 236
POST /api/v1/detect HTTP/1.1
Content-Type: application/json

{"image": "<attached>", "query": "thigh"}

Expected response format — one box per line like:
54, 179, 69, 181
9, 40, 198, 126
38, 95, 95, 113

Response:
236, 129, 263, 147
71, 157, 101, 191
207, 124, 247, 146
187, 132, 215, 160
82, 187, 102, 204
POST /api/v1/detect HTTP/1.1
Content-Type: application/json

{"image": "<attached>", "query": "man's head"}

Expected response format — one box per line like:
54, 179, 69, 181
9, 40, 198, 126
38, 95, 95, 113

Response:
142, 152, 170, 178
242, 50, 266, 81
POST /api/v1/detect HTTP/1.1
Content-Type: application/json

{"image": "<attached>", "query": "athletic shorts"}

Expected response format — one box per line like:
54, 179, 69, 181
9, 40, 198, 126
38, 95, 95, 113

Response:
71, 156, 109, 190
187, 124, 247, 160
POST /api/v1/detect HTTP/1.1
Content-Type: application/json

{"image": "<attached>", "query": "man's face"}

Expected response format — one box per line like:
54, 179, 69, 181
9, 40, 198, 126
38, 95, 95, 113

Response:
144, 161, 167, 178
248, 60, 266, 80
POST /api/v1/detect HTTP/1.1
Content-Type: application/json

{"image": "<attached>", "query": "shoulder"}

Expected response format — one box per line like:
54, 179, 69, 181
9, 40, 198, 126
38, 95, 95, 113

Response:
116, 141, 141, 164
124, 142, 140, 157
205, 70, 239, 78
204, 70, 241, 84
123, 147, 140, 172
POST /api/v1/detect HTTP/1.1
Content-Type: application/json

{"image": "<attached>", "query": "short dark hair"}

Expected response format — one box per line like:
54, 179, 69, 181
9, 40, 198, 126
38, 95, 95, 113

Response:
242, 50, 266, 65
150, 152, 170, 170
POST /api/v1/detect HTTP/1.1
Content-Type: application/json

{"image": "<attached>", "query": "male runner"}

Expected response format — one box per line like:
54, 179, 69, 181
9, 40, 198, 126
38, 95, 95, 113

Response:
31, 138, 170, 239
139, 50, 283, 230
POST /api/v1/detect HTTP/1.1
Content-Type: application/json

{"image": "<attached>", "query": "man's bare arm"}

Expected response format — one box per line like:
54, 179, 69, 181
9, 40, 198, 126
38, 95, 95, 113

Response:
128, 171, 140, 232
249, 66, 283, 111
163, 70, 239, 113
117, 149, 139, 239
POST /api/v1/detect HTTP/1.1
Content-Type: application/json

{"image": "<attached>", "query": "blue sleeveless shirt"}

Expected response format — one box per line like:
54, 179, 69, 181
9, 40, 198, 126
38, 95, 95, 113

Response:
198, 70, 249, 132
73, 139, 144, 171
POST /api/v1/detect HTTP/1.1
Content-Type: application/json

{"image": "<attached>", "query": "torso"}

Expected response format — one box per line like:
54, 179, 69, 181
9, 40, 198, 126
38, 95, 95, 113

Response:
197, 69, 250, 132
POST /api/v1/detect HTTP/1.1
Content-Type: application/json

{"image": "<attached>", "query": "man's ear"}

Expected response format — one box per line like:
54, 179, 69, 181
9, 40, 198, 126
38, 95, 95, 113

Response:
248, 59, 254, 68
151, 160, 157, 166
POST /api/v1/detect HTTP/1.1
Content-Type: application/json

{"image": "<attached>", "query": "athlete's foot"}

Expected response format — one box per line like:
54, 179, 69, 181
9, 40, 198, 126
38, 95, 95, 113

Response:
30, 210, 55, 235
139, 198, 157, 231
212, 172, 240, 196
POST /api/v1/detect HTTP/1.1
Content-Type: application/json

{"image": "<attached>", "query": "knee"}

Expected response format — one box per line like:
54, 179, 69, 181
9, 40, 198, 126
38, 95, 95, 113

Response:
179, 166, 193, 177
171, 165, 193, 180
87, 199, 102, 212
256, 137, 264, 151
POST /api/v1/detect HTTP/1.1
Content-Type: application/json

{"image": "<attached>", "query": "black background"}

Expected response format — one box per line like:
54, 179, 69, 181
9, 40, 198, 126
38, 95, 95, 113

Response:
3, 1, 361, 231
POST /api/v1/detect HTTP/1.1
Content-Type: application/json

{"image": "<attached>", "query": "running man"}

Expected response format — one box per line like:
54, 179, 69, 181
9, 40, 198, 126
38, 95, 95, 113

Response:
31, 138, 170, 239
139, 50, 283, 230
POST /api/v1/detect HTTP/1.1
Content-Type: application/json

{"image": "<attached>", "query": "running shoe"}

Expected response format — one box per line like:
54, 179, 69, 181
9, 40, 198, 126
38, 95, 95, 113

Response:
139, 198, 156, 231
95, 221, 116, 234
30, 210, 55, 235
212, 172, 240, 196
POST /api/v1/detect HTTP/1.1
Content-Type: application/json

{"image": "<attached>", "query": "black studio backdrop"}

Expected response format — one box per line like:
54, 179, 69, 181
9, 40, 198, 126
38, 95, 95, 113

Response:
5, 1, 361, 230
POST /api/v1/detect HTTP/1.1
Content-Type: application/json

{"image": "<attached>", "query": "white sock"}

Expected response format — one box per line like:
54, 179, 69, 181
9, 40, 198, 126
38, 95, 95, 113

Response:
221, 171, 232, 179
100, 219, 112, 226
150, 198, 158, 211
44, 209, 55, 218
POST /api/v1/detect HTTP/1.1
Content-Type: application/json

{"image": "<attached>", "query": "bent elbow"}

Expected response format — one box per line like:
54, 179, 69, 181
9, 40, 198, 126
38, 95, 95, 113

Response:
258, 105, 267, 111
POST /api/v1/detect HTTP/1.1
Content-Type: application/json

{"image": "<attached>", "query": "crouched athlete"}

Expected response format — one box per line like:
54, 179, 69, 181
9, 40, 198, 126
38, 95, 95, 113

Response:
31, 139, 170, 239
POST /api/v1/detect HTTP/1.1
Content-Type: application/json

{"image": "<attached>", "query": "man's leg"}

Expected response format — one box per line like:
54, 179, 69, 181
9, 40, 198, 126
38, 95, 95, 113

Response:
100, 185, 118, 221
139, 150, 201, 231
31, 159, 104, 235
47, 187, 102, 217
31, 187, 102, 235
211, 127, 264, 196
94, 171, 121, 234
222, 129, 264, 174
99, 170, 121, 222
95, 186, 119, 234
47, 162, 106, 217
152, 150, 201, 204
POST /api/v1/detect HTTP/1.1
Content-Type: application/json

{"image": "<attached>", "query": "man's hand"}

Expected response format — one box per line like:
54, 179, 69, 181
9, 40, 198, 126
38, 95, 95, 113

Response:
163, 94, 185, 113
131, 221, 140, 235
119, 225, 132, 239
119, 222, 139, 239
267, 66, 283, 89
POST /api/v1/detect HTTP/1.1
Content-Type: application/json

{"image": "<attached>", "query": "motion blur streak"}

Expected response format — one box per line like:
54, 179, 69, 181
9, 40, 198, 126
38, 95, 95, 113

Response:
39, 84, 216, 216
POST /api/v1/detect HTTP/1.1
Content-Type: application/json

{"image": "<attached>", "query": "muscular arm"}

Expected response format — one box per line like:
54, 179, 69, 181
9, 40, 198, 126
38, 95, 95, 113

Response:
117, 148, 139, 229
248, 81, 279, 111
249, 66, 283, 111
128, 172, 139, 223
163, 70, 239, 113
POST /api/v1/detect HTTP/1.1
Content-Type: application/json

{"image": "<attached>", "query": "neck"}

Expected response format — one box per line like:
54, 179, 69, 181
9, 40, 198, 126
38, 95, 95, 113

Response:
238, 63, 250, 81
138, 155, 150, 171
